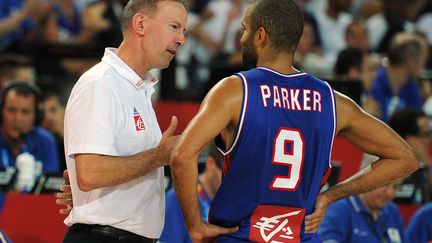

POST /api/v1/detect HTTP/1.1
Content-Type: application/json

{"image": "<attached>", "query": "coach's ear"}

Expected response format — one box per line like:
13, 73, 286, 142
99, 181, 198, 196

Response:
132, 12, 149, 36
256, 27, 268, 48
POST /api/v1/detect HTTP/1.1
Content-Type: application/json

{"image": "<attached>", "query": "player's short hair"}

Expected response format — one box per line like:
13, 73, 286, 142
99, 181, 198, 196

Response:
249, 0, 303, 53
121, 0, 189, 34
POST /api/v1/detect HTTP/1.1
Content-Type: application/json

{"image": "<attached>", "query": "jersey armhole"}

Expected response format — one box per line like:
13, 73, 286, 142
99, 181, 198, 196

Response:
215, 73, 248, 156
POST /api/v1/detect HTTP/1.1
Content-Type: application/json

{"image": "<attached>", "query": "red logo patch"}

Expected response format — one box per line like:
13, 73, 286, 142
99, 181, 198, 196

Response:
250, 205, 305, 243
133, 108, 145, 131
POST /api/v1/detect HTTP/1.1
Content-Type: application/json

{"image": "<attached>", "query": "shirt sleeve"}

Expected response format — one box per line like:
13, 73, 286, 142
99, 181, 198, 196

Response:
65, 76, 119, 157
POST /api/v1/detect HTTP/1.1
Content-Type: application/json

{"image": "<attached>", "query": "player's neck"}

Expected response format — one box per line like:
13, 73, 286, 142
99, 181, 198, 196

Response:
257, 53, 297, 75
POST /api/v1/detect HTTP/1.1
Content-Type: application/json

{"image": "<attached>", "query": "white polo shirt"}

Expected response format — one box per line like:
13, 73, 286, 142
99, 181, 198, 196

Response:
64, 48, 165, 238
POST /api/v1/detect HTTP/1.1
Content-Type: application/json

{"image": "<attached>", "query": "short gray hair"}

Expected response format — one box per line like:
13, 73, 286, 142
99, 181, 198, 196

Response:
121, 0, 189, 34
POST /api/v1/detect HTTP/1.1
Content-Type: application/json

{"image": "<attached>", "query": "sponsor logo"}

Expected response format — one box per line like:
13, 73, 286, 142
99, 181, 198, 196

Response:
133, 108, 145, 131
250, 205, 305, 243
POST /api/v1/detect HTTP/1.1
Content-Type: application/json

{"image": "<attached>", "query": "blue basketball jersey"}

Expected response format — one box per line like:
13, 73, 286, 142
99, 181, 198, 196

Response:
211, 67, 337, 242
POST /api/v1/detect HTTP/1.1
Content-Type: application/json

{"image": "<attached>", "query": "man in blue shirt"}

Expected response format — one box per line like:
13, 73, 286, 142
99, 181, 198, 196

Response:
160, 143, 223, 243
369, 32, 427, 123
405, 203, 432, 243
0, 82, 60, 197
318, 158, 405, 243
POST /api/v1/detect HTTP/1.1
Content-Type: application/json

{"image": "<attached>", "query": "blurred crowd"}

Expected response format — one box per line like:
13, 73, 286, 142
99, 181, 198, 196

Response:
1, 0, 432, 241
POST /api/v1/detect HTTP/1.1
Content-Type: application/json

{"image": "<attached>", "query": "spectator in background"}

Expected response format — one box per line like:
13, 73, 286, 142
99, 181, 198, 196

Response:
334, 47, 381, 117
0, 82, 59, 211
334, 47, 365, 80
40, 92, 66, 171
315, 0, 352, 57
41, 0, 110, 44
389, 108, 432, 202
359, 0, 385, 51
0, 82, 60, 175
0, 53, 36, 87
294, 16, 328, 74
185, 0, 248, 87
345, 20, 370, 50
369, 32, 426, 123
415, 1, 432, 69
405, 202, 432, 243
160, 143, 223, 243
0, 0, 50, 51
318, 158, 405, 243
39, 0, 113, 77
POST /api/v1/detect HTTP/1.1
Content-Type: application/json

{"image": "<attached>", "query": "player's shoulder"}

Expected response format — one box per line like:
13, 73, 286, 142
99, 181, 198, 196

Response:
210, 74, 243, 93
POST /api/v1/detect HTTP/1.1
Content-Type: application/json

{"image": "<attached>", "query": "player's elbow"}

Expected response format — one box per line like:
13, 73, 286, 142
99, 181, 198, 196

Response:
170, 150, 189, 173
402, 150, 419, 175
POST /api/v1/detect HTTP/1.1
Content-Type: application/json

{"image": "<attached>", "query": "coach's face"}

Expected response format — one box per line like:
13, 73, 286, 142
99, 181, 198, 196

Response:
143, 1, 187, 69
240, 6, 258, 69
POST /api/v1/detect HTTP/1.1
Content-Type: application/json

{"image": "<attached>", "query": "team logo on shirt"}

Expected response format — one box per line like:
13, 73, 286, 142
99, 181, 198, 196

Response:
250, 205, 305, 243
133, 108, 145, 131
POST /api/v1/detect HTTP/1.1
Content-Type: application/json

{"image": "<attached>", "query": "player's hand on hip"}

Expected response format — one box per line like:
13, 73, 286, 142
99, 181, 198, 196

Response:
304, 193, 331, 233
190, 222, 238, 243
56, 169, 73, 215
158, 116, 179, 165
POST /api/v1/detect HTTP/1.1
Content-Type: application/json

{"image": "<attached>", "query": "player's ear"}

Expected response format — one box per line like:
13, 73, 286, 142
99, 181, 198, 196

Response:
256, 27, 267, 48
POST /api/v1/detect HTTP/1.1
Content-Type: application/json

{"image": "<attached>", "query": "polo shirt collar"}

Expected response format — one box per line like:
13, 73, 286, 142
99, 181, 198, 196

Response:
101, 48, 159, 90
349, 195, 383, 219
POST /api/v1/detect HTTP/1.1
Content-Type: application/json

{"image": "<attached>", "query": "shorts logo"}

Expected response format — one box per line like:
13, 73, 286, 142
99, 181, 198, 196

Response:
133, 108, 145, 131
250, 205, 305, 243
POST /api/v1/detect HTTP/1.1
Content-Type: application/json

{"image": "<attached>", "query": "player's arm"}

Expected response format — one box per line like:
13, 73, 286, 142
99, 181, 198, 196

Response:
306, 92, 418, 231
170, 76, 241, 240
323, 91, 418, 201
75, 116, 178, 191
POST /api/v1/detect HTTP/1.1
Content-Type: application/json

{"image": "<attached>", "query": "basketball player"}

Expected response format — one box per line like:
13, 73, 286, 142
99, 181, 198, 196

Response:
170, 0, 418, 242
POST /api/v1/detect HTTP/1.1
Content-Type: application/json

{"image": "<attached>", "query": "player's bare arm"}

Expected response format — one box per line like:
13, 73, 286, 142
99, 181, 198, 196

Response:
329, 91, 418, 200
306, 92, 418, 230
75, 116, 179, 191
171, 76, 242, 241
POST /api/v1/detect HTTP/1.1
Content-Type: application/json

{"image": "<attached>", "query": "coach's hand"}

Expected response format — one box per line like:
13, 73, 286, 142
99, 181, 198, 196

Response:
56, 170, 73, 215
158, 116, 180, 166
304, 193, 331, 233
189, 222, 238, 243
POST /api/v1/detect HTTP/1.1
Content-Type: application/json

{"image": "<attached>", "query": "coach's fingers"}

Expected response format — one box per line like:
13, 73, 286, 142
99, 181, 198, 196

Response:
60, 184, 71, 193
163, 116, 178, 137
56, 192, 72, 205
59, 205, 72, 215
63, 169, 70, 184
